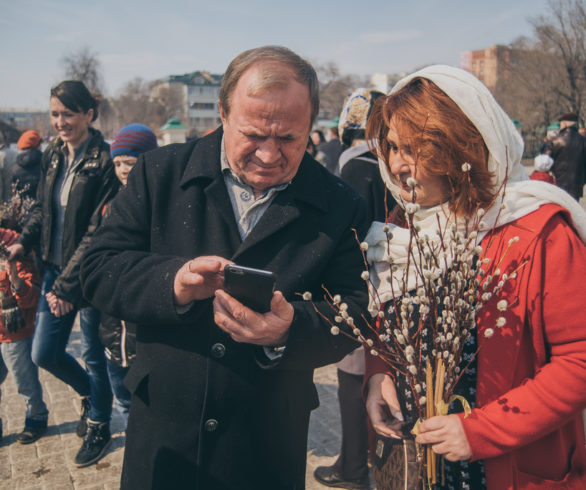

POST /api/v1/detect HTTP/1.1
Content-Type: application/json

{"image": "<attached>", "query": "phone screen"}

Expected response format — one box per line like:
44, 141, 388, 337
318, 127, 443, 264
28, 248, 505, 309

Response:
224, 265, 276, 313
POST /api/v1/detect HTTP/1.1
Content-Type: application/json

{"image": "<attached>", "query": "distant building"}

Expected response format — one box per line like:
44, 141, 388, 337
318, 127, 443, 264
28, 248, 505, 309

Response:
0, 119, 22, 145
460, 45, 514, 98
151, 71, 223, 135
160, 118, 188, 146
0, 108, 48, 130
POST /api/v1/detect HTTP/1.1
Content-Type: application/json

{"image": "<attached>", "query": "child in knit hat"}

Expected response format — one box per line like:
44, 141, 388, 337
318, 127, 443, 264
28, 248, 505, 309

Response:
110, 123, 158, 186
13, 130, 43, 200
98, 123, 157, 428
530, 153, 556, 184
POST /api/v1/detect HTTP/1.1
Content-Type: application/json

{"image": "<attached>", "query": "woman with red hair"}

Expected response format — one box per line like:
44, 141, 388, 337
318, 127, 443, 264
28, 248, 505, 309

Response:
364, 66, 586, 489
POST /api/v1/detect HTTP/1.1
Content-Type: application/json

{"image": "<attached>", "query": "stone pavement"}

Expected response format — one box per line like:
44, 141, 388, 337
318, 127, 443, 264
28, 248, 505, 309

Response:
0, 322, 369, 489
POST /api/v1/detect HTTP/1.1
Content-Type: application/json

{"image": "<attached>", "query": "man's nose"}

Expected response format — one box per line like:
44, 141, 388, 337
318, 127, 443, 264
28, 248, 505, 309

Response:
256, 139, 281, 164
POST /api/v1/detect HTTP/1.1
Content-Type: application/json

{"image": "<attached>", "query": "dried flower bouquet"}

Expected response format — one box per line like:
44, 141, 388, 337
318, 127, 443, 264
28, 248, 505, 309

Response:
0, 183, 36, 259
303, 176, 527, 487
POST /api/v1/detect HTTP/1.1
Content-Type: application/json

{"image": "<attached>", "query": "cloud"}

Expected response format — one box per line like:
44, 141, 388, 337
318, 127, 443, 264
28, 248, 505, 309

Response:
358, 30, 422, 44
46, 33, 78, 43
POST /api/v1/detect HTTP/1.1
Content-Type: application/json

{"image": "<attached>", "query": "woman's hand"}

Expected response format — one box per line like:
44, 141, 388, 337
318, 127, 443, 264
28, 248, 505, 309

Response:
365, 373, 405, 438
46, 292, 74, 318
415, 414, 472, 461
3, 259, 21, 290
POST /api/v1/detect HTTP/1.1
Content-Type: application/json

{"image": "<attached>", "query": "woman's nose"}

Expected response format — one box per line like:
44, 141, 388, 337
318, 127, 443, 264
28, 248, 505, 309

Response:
389, 152, 409, 177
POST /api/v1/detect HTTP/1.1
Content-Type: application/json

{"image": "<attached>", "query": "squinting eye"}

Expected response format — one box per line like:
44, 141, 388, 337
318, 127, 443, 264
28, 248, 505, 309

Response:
246, 134, 263, 141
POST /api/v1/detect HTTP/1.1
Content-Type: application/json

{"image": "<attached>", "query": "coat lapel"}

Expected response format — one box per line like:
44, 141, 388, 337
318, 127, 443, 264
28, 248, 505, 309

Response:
180, 129, 329, 262
232, 192, 300, 260
233, 154, 328, 260
180, 129, 242, 253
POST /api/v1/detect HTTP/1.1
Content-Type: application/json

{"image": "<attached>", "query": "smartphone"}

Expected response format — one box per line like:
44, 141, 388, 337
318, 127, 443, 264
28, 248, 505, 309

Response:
223, 264, 276, 313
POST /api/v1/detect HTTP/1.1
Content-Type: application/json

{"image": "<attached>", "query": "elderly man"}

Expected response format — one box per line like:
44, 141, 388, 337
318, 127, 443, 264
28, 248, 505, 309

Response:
81, 46, 368, 490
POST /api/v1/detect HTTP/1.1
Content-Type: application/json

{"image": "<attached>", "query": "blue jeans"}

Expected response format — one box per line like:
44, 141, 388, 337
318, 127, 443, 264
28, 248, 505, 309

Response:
31, 265, 112, 423
107, 359, 130, 428
0, 338, 49, 424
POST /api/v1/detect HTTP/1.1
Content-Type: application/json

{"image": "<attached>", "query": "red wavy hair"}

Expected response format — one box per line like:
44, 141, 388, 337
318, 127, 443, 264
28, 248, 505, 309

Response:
366, 77, 495, 217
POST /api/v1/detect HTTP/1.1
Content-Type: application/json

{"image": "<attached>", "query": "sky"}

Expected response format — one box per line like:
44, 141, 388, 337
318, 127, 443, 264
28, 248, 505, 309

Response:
1, 0, 552, 110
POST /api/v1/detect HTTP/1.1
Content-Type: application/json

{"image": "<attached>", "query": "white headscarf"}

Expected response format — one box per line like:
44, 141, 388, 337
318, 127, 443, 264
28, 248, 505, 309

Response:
366, 65, 586, 307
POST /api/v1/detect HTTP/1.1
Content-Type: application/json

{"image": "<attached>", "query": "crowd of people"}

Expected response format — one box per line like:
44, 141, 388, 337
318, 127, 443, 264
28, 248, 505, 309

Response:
0, 45, 584, 490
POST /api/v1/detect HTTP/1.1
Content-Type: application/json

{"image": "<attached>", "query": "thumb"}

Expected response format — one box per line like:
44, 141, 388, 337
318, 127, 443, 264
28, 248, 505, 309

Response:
270, 291, 293, 318
390, 406, 404, 422
418, 415, 445, 433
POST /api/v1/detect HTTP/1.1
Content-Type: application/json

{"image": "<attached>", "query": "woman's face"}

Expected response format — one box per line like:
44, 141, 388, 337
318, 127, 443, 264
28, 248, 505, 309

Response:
386, 121, 449, 207
310, 131, 322, 146
50, 97, 93, 148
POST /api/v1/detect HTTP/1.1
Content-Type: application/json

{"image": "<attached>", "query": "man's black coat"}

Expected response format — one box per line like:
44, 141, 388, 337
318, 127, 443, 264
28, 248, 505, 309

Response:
550, 125, 586, 199
81, 128, 369, 490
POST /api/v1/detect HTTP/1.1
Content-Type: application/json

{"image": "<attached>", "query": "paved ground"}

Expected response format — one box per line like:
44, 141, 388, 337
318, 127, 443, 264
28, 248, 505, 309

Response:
0, 323, 367, 489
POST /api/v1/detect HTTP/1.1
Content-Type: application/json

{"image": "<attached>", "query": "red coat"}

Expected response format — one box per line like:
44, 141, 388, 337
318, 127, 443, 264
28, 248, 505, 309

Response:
0, 228, 39, 343
461, 204, 586, 488
365, 204, 586, 489
530, 170, 556, 185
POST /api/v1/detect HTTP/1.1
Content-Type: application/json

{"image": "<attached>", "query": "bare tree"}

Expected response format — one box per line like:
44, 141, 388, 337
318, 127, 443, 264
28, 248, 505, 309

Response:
495, 0, 586, 155
314, 62, 368, 121
61, 46, 105, 95
110, 78, 153, 129
102, 79, 186, 137
94, 97, 117, 139
501, 38, 564, 130
148, 82, 186, 128
530, 0, 586, 118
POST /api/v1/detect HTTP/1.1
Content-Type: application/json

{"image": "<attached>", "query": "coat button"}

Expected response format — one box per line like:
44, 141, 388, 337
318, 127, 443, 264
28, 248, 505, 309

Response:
211, 343, 226, 358
204, 419, 219, 432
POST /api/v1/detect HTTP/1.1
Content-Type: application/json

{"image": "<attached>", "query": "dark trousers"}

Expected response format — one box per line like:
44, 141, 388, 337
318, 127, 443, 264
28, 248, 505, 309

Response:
334, 369, 369, 480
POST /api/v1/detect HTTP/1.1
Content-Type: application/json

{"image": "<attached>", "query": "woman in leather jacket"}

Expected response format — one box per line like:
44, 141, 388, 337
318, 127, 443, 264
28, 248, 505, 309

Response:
7, 80, 118, 467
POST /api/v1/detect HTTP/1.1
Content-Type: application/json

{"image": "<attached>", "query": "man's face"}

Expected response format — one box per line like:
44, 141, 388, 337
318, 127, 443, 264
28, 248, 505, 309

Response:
220, 66, 312, 197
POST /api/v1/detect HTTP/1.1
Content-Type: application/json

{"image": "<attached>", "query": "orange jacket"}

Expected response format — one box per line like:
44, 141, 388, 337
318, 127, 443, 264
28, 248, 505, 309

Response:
0, 228, 40, 343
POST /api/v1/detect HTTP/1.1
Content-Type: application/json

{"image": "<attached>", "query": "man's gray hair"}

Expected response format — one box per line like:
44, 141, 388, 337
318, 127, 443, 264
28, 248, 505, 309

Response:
219, 46, 319, 126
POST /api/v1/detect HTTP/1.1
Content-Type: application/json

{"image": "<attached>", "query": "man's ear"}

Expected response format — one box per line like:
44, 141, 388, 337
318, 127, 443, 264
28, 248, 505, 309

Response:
218, 100, 226, 125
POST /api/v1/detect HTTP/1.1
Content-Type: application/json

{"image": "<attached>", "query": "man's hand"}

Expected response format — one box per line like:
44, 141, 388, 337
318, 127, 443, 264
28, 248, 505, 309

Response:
173, 256, 232, 306
6, 243, 25, 262
213, 289, 293, 346
415, 414, 472, 461
46, 292, 74, 318
366, 373, 405, 438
